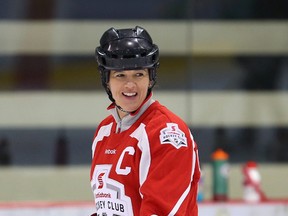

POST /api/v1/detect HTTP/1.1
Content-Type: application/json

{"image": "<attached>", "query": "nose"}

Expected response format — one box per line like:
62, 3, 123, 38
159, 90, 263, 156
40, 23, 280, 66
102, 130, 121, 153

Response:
124, 80, 136, 89
124, 76, 137, 88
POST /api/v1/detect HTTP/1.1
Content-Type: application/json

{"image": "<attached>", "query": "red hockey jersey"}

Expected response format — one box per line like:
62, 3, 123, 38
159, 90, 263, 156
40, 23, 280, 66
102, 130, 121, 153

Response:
90, 96, 201, 216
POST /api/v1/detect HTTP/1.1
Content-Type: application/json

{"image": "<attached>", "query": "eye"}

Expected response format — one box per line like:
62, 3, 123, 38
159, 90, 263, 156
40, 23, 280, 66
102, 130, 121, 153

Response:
116, 73, 124, 77
114, 72, 125, 78
136, 72, 144, 77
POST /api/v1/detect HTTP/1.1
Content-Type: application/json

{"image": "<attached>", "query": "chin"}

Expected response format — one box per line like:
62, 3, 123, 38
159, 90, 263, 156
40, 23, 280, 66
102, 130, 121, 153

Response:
127, 108, 137, 112
125, 106, 139, 112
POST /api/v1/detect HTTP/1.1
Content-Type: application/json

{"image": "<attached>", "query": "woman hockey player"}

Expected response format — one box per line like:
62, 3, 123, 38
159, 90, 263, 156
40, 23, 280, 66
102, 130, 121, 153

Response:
90, 26, 201, 216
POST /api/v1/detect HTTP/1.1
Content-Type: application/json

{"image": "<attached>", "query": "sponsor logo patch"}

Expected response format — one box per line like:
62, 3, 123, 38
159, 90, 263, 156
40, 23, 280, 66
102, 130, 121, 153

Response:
105, 149, 116, 154
91, 165, 133, 215
160, 123, 188, 149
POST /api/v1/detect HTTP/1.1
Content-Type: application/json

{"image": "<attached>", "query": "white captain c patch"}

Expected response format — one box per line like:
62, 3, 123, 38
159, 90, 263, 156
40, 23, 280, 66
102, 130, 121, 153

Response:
160, 123, 187, 149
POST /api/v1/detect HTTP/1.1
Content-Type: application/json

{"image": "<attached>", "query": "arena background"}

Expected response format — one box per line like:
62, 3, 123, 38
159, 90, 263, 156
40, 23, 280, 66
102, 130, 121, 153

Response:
0, 0, 288, 215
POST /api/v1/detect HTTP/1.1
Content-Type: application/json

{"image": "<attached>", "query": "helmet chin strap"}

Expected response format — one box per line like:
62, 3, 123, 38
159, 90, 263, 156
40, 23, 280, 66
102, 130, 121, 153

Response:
115, 104, 131, 115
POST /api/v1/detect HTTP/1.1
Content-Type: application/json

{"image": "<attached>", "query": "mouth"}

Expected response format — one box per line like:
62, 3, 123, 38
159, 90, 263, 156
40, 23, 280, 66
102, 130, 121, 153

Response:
122, 92, 137, 97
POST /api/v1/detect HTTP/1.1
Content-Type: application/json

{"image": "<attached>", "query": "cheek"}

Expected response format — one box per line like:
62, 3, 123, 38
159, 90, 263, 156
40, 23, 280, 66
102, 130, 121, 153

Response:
107, 83, 117, 96
142, 79, 150, 88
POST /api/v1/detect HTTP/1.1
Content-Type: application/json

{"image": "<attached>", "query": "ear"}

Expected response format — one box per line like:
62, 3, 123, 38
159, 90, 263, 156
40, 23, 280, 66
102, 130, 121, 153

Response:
149, 80, 156, 89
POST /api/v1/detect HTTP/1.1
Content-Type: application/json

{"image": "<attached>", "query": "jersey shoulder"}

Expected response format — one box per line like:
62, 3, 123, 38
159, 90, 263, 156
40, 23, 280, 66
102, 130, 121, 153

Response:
93, 115, 114, 135
145, 101, 188, 129
143, 101, 192, 149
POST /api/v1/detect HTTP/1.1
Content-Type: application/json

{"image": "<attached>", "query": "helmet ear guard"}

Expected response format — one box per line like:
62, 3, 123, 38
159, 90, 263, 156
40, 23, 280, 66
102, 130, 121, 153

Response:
98, 65, 109, 87
98, 66, 114, 102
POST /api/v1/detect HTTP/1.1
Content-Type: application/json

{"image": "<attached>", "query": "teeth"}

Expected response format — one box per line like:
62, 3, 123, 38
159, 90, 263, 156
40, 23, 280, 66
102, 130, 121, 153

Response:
123, 92, 136, 96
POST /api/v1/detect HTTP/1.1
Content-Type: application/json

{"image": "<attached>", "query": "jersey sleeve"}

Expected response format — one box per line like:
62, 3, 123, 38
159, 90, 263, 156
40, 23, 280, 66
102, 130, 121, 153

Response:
139, 114, 200, 215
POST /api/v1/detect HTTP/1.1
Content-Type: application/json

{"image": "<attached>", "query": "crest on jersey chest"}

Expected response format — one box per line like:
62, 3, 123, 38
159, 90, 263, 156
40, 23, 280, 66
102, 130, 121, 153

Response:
160, 123, 188, 149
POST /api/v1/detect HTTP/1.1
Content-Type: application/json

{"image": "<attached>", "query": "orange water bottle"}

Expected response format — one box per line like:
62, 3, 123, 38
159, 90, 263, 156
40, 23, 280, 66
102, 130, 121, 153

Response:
211, 148, 229, 201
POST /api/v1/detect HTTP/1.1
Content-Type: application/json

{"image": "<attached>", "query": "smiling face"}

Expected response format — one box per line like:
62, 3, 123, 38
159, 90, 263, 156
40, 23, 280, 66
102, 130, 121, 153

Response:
108, 69, 151, 118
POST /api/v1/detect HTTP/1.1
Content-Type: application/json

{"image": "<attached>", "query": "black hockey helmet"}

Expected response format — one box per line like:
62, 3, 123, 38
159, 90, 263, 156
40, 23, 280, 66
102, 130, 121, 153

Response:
95, 26, 159, 102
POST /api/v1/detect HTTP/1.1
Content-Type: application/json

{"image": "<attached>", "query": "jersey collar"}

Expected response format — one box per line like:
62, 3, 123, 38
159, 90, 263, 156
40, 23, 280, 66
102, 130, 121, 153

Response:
108, 93, 155, 132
